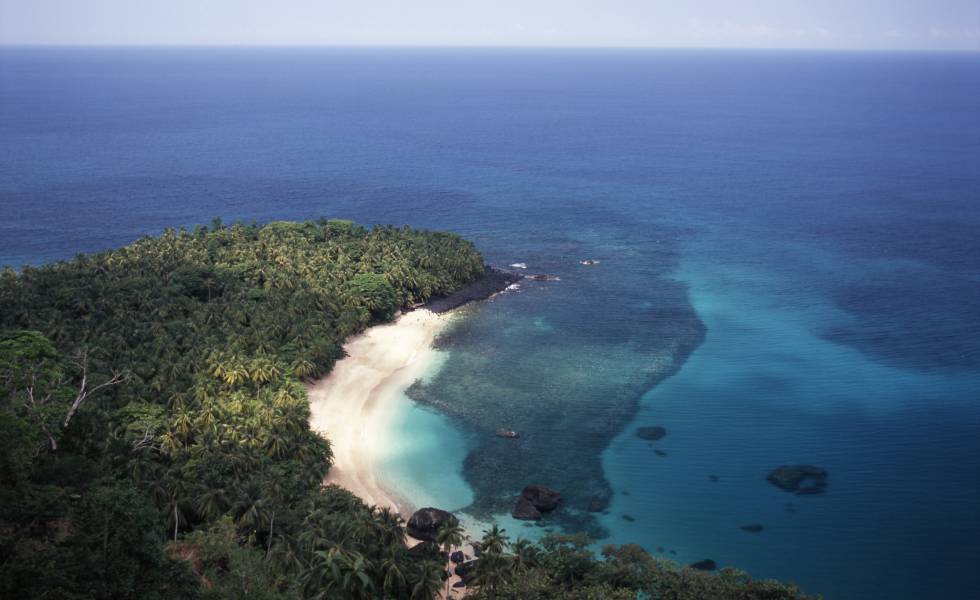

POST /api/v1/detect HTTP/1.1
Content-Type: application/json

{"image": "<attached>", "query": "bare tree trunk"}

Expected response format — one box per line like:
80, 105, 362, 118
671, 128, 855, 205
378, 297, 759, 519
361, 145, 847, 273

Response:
63, 352, 126, 428
267, 510, 275, 559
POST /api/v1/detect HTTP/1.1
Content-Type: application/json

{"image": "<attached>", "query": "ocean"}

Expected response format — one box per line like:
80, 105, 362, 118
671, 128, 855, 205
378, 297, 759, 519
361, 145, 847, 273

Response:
2, 47, 978, 599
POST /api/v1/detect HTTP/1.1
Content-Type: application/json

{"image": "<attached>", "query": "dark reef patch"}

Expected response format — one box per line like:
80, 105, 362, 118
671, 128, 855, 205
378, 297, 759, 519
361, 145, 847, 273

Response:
636, 426, 667, 441
407, 228, 706, 537
767, 465, 828, 495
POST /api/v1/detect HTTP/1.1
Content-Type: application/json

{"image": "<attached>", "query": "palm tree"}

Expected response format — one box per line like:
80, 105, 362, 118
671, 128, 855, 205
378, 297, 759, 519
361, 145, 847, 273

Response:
511, 538, 540, 574
409, 561, 443, 600
380, 550, 407, 598
480, 524, 509, 555
473, 551, 511, 600
436, 521, 465, 597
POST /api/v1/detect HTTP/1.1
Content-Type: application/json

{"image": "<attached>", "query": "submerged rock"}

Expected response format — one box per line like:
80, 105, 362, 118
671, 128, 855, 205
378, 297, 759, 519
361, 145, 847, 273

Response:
709, 475, 720, 482
689, 559, 717, 571
654, 449, 667, 457
740, 524, 764, 533
622, 514, 636, 522
636, 426, 667, 441
766, 465, 829, 495
522, 485, 561, 511
512, 497, 542, 520
587, 497, 608, 512
407, 507, 458, 542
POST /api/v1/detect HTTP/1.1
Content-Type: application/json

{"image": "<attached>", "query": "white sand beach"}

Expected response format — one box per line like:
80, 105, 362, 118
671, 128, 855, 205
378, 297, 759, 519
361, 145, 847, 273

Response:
307, 309, 454, 516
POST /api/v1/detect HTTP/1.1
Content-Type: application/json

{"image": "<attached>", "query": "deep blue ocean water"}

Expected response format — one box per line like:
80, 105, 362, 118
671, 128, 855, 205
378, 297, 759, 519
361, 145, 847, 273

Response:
2, 47, 979, 599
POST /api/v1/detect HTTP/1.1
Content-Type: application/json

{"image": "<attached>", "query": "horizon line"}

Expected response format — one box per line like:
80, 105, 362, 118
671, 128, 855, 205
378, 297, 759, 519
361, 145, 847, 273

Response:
0, 42, 977, 54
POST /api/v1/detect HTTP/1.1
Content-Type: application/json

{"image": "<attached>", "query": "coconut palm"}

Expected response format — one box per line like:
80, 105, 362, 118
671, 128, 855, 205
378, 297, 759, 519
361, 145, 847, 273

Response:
437, 520, 465, 597
409, 561, 444, 600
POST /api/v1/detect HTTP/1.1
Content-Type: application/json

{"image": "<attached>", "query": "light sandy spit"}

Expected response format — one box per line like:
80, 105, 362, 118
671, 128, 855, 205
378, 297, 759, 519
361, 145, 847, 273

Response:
307, 309, 454, 516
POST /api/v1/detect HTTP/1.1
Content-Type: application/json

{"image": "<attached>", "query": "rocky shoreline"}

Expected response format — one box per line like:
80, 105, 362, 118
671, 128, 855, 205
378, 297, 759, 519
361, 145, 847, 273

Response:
423, 265, 522, 313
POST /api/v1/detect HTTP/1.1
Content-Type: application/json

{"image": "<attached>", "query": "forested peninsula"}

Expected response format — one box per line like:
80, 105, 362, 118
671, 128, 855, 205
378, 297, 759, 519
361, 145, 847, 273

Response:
0, 219, 815, 599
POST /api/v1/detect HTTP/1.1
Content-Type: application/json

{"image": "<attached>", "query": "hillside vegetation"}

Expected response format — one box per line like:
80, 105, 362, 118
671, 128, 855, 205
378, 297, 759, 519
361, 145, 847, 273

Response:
0, 219, 816, 599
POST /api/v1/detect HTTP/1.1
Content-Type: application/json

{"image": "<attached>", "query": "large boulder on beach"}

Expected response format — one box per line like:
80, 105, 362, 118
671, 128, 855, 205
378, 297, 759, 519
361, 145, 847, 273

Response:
407, 507, 458, 542
522, 485, 562, 511
636, 426, 667, 441
512, 497, 542, 520
766, 465, 828, 495
450, 550, 466, 564
455, 560, 480, 585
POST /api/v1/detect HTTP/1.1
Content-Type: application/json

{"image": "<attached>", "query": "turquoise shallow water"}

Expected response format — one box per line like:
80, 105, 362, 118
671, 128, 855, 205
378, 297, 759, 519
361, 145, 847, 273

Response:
2, 48, 979, 598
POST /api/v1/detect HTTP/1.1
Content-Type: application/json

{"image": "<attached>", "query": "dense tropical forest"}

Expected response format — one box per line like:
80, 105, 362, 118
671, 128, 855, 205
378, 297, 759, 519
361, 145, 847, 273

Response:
0, 219, 816, 599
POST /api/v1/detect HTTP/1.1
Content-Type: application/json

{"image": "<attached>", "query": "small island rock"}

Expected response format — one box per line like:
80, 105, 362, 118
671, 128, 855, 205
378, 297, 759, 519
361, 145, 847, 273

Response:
690, 559, 717, 571
512, 497, 542, 520
766, 465, 829, 495
522, 485, 561, 511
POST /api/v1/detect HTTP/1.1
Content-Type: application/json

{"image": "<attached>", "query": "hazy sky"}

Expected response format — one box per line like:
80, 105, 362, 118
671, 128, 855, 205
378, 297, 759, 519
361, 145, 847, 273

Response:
1, 0, 978, 50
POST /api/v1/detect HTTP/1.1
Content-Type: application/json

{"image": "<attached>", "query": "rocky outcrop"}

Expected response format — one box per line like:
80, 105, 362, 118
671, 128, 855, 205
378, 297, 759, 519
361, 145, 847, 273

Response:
512, 497, 542, 520
689, 559, 717, 571
450, 550, 466, 564
512, 485, 561, 520
522, 485, 561, 511
636, 426, 667, 441
766, 465, 828, 495
407, 507, 458, 542
423, 266, 522, 313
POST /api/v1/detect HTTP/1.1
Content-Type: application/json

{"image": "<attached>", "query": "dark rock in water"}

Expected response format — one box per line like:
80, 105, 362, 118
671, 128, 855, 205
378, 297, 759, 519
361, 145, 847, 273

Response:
709, 475, 720, 482
690, 559, 717, 571
424, 266, 522, 313
455, 560, 479, 584
766, 465, 829, 495
654, 449, 667, 457
621, 490, 630, 496
407, 507, 458, 542
522, 485, 561, 511
450, 550, 466, 564
587, 497, 608, 512
622, 514, 636, 522
636, 426, 667, 441
740, 524, 764, 533
657, 546, 665, 553
512, 497, 542, 520
669, 549, 677, 555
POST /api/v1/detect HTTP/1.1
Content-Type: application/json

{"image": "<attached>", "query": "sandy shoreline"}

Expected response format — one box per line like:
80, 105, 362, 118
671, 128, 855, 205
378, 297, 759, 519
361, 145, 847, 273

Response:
307, 308, 454, 516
